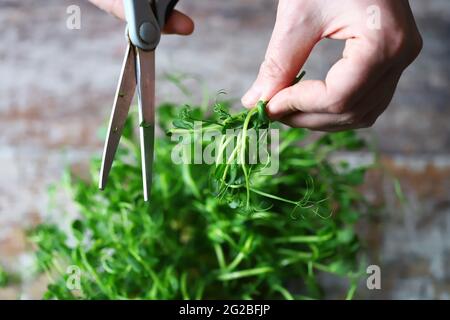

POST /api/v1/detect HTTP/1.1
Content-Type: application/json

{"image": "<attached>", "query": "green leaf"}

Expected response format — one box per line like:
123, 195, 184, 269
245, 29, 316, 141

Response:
30, 88, 372, 300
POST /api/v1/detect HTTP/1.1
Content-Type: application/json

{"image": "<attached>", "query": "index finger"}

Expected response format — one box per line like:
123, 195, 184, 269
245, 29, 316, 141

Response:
267, 37, 390, 119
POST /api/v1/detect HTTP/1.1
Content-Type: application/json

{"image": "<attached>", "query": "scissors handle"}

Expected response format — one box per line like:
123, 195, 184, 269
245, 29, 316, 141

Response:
124, 0, 179, 51
156, 0, 179, 28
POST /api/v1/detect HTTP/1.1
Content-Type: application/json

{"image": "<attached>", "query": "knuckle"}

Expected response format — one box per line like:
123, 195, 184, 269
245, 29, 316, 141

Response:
283, 87, 300, 112
259, 56, 290, 80
339, 112, 361, 126
409, 32, 424, 59
385, 29, 423, 64
326, 100, 350, 114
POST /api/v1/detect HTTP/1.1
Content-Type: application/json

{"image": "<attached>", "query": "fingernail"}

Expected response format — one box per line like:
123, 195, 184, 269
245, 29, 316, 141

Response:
241, 87, 261, 108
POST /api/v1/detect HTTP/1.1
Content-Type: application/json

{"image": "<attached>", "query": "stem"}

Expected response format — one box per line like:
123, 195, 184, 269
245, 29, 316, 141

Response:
250, 188, 299, 206
218, 266, 273, 281
240, 108, 258, 209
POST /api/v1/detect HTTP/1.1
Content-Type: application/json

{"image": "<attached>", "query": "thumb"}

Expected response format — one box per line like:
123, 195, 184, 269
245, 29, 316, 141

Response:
241, 2, 320, 108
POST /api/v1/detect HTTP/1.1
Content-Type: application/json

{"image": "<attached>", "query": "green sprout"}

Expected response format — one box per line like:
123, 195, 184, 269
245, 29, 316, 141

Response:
30, 86, 371, 300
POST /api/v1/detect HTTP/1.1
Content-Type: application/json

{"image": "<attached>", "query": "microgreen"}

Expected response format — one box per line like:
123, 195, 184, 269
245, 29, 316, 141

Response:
30, 87, 371, 300
169, 99, 275, 212
0, 266, 8, 287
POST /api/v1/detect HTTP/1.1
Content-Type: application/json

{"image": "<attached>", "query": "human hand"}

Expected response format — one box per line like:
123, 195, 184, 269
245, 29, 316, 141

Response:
242, 0, 422, 131
88, 0, 194, 35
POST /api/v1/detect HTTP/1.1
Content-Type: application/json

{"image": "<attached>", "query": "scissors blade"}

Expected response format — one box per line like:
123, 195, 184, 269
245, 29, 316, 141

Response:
99, 43, 137, 190
136, 48, 156, 202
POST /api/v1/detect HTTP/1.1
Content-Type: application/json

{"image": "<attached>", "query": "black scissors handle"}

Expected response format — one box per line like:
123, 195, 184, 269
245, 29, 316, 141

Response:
155, 0, 179, 29
124, 0, 179, 51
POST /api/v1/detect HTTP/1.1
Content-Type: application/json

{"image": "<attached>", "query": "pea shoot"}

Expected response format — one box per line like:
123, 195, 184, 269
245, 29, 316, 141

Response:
30, 92, 370, 300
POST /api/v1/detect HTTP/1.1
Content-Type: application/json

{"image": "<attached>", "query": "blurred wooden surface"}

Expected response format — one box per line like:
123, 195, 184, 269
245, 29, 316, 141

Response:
0, 0, 449, 299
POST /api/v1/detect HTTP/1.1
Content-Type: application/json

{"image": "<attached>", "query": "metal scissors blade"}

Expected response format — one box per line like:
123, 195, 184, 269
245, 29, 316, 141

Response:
136, 48, 156, 202
99, 0, 177, 201
99, 43, 137, 190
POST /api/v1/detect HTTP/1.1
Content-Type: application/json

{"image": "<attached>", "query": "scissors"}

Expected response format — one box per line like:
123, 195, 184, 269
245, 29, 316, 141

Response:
99, 0, 179, 201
